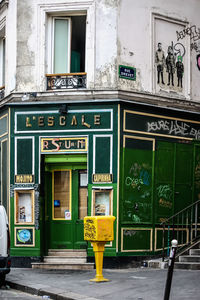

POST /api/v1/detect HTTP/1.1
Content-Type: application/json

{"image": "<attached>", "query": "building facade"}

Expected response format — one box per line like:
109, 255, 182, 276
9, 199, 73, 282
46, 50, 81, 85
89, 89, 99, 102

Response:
0, 0, 200, 265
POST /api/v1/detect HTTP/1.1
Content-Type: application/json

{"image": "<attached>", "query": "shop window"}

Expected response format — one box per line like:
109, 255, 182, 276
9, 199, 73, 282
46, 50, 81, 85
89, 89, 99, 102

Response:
1, 139, 8, 209
92, 189, 113, 216
78, 170, 88, 219
53, 170, 71, 220
0, 36, 5, 86
14, 190, 35, 224
0, 26, 5, 98
48, 15, 86, 74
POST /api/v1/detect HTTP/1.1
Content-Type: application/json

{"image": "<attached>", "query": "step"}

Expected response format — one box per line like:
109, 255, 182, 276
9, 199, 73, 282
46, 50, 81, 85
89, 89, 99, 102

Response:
32, 262, 94, 270
175, 262, 200, 270
43, 256, 87, 263
179, 255, 200, 263
48, 249, 87, 257
190, 249, 200, 255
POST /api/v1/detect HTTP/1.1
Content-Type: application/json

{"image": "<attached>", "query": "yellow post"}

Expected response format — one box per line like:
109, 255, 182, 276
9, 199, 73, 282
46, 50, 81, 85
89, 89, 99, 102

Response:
90, 241, 108, 282
84, 216, 116, 283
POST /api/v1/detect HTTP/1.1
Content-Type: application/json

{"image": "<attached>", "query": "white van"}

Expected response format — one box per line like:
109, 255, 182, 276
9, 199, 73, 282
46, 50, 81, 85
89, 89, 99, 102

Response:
0, 205, 11, 287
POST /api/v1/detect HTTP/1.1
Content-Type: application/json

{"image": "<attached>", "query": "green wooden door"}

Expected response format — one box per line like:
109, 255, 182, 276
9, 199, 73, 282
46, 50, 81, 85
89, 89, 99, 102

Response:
45, 162, 87, 250
155, 141, 194, 223
122, 137, 154, 224
154, 141, 174, 223
174, 143, 193, 213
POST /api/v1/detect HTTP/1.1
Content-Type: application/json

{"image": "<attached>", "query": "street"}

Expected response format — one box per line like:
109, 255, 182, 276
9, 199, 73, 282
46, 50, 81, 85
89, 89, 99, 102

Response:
0, 286, 48, 299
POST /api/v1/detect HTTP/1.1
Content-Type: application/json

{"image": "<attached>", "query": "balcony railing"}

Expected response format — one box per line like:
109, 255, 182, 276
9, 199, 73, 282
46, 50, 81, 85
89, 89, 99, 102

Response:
46, 73, 86, 90
0, 85, 5, 100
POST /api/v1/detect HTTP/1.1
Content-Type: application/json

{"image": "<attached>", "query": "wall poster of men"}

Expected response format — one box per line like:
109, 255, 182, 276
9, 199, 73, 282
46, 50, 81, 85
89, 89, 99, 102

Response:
153, 15, 188, 94
155, 42, 184, 89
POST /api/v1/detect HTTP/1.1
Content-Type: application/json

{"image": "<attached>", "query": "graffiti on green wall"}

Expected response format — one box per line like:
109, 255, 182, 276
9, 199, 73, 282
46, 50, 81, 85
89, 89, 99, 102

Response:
122, 145, 153, 223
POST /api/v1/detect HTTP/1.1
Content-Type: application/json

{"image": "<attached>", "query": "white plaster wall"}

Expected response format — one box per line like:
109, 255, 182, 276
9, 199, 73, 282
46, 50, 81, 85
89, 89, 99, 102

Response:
13, 0, 117, 92
4, 0, 17, 95
17, 0, 96, 92
118, 0, 200, 101
5, 0, 200, 101
95, 0, 118, 89
15, 0, 37, 92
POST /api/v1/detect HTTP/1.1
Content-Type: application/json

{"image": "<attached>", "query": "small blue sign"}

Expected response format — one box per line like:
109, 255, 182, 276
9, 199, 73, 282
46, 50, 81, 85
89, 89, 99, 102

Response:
54, 200, 60, 207
119, 65, 136, 81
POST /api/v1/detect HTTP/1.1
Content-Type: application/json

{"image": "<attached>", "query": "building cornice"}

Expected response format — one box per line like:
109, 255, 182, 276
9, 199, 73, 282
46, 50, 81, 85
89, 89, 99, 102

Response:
1, 89, 200, 114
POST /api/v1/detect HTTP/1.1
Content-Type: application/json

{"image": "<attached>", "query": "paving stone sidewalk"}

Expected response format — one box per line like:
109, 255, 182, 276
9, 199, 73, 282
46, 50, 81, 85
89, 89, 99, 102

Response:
5, 267, 200, 300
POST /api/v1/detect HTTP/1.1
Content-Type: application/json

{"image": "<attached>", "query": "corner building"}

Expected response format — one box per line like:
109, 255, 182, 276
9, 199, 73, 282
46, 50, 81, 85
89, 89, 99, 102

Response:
0, 0, 200, 266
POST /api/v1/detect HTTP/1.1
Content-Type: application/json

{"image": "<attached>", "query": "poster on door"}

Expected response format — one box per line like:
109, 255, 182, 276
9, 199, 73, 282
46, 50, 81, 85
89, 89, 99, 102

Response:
65, 210, 71, 220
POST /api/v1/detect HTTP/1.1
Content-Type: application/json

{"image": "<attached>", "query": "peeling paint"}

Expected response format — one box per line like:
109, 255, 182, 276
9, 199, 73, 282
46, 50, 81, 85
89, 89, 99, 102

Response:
95, 59, 118, 89
16, 0, 35, 91
103, 0, 118, 8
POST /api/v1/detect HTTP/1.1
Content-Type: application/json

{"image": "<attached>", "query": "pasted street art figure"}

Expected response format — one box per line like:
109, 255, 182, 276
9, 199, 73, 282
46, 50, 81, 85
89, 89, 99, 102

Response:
155, 42, 165, 85
197, 54, 200, 71
176, 56, 184, 88
166, 46, 176, 86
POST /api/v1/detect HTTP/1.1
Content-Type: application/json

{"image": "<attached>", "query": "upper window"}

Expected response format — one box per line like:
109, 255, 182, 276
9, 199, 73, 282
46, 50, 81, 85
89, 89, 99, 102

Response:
0, 28, 5, 88
48, 15, 86, 74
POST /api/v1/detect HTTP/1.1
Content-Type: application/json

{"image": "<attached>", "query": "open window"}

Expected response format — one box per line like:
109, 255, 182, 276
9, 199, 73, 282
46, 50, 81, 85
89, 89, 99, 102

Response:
46, 15, 86, 89
47, 15, 86, 74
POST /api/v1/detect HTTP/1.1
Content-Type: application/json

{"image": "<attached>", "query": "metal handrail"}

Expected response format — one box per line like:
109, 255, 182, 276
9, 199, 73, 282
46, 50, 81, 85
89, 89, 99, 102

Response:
161, 199, 200, 261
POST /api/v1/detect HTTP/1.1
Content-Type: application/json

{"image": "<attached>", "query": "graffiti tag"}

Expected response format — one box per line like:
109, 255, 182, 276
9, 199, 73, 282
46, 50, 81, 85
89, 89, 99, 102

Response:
124, 230, 137, 237
147, 120, 200, 140
157, 185, 173, 201
176, 25, 200, 42
159, 198, 172, 209
125, 176, 144, 186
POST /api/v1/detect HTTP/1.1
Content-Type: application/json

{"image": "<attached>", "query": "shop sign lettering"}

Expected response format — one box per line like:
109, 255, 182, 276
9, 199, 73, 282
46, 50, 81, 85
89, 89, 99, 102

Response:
41, 137, 87, 153
15, 174, 34, 184
26, 114, 100, 128
92, 174, 113, 183
15, 110, 112, 133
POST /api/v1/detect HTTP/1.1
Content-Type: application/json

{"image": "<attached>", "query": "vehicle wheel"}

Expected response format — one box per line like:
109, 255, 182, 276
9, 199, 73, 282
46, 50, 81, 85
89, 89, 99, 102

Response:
0, 274, 6, 288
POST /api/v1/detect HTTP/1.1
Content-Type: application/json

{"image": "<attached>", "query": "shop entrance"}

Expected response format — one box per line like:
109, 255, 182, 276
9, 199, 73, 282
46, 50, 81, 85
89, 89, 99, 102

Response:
44, 154, 88, 250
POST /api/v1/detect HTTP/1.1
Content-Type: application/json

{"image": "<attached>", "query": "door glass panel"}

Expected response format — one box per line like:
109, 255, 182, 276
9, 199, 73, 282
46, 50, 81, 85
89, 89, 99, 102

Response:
79, 171, 87, 219
53, 170, 71, 219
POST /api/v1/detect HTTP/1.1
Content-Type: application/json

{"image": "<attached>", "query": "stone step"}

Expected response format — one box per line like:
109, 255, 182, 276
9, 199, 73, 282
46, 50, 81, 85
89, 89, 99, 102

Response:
43, 256, 87, 263
179, 255, 200, 263
190, 249, 200, 255
48, 249, 87, 257
32, 262, 94, 270
175, 262, 200, 270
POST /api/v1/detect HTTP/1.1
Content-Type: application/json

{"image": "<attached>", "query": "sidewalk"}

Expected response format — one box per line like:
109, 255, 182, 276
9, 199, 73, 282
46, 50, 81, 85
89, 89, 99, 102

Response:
5, 267, 200, 300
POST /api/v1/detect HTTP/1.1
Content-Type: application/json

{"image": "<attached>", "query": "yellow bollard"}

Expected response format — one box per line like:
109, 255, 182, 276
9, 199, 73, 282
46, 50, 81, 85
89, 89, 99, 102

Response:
84, 216, 116, 283
90, 241, 108, 282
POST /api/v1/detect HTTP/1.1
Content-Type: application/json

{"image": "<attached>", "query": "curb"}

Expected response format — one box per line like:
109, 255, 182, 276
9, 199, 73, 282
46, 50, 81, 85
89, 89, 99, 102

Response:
6, 280, 99, 300
148, 260, 168, 269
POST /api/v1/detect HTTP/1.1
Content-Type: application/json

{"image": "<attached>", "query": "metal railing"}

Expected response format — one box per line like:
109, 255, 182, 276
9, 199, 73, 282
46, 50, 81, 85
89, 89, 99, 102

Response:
0, 85, 5, 100
161, 199, 200, 261
46, 73, 86, 90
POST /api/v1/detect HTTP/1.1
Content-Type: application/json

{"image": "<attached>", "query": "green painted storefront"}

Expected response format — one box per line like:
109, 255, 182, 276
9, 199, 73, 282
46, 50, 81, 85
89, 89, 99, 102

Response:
3, 101, 200, 264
